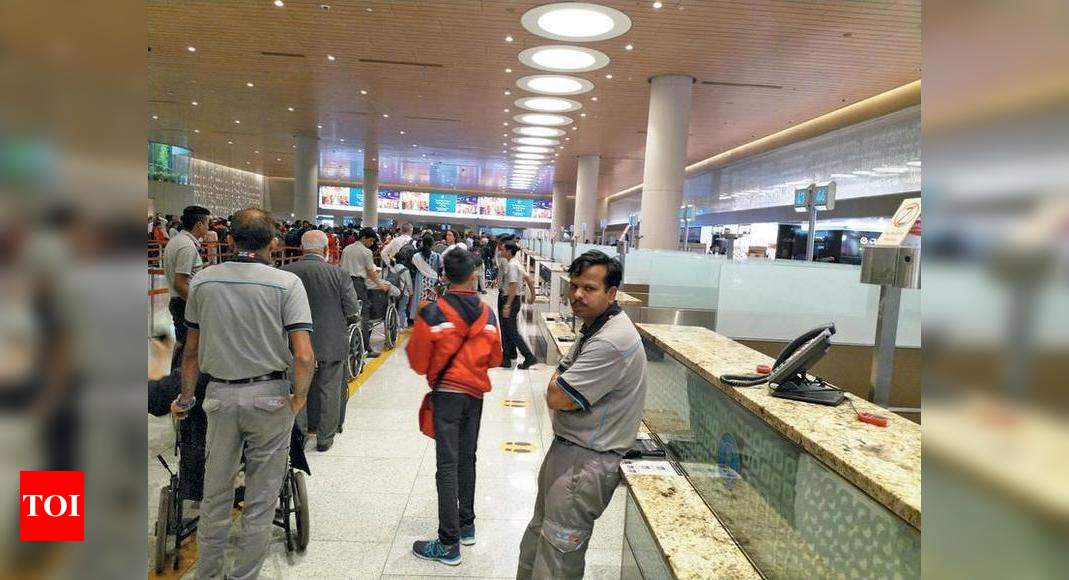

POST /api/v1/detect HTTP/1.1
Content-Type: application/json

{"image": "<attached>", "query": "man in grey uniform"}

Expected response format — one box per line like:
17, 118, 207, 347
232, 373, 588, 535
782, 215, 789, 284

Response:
162, 205, 210, 371
517, 250, 647, 580
283, 229, 360, 452
341, 226, 389, 358
171, 208, 316, 580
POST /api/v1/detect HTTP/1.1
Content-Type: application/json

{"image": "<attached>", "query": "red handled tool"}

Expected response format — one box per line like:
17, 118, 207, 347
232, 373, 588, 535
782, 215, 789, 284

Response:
848, 399, 887, 427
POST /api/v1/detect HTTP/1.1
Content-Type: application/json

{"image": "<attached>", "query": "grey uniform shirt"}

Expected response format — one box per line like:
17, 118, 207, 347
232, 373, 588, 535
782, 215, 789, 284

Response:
553, 307, 647, 454
504, 257, 524, 293
184, 258, 313, 380
341, 242, 377, 290
163, 230, 204, 297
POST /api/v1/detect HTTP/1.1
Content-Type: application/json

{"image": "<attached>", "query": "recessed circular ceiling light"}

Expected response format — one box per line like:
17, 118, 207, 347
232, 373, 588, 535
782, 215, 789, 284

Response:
187, 46, 196, 52
516, 74, 594, 96
518, 45, 610, 73
513, 145, 554, 154
514, 153, 548, 160
513, 113, 573, 127
512, 169, 538, 174
515, 96, 582, 113
512, 136, 560, 146
522, 2, 631, 42
513, 126, 567, 138
513, 159, 543, 166
246, 81, 255, 87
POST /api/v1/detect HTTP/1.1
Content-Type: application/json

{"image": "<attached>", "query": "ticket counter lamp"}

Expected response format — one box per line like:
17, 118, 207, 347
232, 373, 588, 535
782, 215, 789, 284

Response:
859, 198, 921, 407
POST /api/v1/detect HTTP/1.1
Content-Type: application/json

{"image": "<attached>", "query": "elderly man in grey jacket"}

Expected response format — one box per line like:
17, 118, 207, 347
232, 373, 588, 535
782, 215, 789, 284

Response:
283, 230, 360, 451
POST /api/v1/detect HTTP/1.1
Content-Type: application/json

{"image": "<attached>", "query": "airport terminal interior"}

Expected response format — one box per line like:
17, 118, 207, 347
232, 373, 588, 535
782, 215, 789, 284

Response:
148, 1, 922, 578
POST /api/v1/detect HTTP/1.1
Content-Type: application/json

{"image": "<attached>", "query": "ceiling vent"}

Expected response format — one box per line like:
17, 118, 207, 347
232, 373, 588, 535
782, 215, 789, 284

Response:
405, 116, 461, 123
260, 51, 306, 59
359, 58, 443, 68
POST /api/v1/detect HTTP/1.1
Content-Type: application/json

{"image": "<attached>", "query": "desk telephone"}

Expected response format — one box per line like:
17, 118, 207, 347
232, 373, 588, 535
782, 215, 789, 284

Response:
719, 323, 845, 406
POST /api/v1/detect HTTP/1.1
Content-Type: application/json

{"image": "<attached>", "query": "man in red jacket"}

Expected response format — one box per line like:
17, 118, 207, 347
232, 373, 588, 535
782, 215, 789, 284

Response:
406, 247, 502, 566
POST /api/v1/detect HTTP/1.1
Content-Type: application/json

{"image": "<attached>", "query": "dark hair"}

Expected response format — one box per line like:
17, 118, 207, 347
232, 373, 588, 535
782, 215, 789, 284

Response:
358, 227, 377, 240
444, 229, 459, 244
443, 248, 476, 285
419, 233, 434, 258
180, 205, 211, 231
568, 250, 622, 289
502, 240, 520, 256
230, 208, 276, 251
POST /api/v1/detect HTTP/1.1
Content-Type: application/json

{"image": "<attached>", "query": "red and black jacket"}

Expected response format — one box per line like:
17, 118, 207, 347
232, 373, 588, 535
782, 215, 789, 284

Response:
406, 289, 503, 398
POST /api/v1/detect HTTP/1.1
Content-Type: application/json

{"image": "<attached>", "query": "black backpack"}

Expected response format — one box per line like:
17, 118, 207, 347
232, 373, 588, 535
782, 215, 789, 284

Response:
395, 240, 419, 282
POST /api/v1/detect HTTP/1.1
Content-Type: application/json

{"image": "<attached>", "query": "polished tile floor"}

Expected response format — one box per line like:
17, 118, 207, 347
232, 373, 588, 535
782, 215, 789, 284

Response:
148, 293, 625, 579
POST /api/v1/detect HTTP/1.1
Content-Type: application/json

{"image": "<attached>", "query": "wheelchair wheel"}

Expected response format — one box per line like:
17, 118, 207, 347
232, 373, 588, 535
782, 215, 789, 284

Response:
292, 471, 310, 551
346, 324, 365, 379
154, 485, 172, 574
384, 303, 399, 349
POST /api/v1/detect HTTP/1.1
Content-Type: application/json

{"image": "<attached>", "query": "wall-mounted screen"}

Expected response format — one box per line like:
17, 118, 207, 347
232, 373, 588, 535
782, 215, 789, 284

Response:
320, 186, 550, 222
148, 141, 192, 184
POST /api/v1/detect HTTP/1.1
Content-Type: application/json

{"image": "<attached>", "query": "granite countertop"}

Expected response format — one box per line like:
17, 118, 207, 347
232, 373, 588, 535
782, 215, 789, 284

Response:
624, 471, 761, 580
539, 312, 576, 355
616, 290, 642, 305
637, 323, 922, 530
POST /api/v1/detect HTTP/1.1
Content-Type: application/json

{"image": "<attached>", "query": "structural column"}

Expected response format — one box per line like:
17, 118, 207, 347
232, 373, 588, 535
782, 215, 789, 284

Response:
551, 180, 570, 237
293, 135, 319, 222
638, 74, 694, 250
362, 148, 379, 228
573, 154, 600, 243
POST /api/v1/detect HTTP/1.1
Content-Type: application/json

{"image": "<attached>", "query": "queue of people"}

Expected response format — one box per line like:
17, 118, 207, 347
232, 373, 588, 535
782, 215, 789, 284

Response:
154, 206, 647, 579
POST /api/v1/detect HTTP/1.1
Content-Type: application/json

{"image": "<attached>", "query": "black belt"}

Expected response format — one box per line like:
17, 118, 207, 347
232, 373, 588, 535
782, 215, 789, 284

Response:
554, 435, 623, 456
209, 371, 286, 384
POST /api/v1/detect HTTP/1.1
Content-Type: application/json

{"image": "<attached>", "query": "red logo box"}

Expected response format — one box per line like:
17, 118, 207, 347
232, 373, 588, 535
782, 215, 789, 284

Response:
20, 471, 84, 542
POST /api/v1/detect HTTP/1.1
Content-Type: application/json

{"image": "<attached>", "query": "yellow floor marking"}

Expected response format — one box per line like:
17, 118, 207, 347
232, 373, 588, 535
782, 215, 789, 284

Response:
347, 329, 411, 397
503, 399, 529, 408
501, 441, 537, 453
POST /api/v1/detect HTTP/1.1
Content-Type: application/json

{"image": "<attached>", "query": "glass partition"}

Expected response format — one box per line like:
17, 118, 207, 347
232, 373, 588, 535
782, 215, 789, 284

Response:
642, 339, 921, 579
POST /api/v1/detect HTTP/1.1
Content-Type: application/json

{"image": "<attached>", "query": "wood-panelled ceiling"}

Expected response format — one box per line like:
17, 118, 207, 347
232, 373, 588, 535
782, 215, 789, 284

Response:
147, 0, 921, 198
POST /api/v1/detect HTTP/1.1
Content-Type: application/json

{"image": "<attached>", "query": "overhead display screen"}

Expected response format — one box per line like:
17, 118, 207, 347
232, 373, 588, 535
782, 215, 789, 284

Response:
319, 186, 550, 222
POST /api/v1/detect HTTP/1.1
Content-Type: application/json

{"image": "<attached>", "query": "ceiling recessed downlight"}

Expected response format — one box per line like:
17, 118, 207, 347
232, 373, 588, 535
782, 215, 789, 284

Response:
513, 113, 573, 127
513, 126, 567, 138
516, 74, 594, 96
513, 145, 555, 154
515, 96, 582, 113
522, 2, 632, 42
518, 45, 610, 73
513, 137, 560, 146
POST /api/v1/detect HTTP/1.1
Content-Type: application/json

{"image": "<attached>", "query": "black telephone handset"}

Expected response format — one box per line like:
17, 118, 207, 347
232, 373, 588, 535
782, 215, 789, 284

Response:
720, 323, 845, 406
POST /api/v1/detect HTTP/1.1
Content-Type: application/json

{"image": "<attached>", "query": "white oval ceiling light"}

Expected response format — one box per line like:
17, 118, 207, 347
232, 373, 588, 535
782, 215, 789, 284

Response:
513, 126, 567, 138
516, 74, 594, 96
513, 145, 555, 154
522, 2, 632, 42
515, 96, 582, 113
514, 154, 548, 161
513, 158, 543, 165
518, 45, 609, 73
513, 113, 573, 127
513, 136, 560, 146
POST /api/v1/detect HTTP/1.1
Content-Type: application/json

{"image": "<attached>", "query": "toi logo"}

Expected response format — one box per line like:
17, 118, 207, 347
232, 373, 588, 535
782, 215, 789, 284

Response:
20, 471, 84, 542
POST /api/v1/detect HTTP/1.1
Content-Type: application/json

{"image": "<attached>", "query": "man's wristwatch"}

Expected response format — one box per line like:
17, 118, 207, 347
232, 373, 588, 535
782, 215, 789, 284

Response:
173, 396, 196, 412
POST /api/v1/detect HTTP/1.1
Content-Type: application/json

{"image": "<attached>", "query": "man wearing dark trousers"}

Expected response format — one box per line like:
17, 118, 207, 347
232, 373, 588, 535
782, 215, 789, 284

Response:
162, 205, 210, 371
499, 240, 537, 369
283, 229, 360, 452
406, 248, 503, 566
341, 226, 389, 358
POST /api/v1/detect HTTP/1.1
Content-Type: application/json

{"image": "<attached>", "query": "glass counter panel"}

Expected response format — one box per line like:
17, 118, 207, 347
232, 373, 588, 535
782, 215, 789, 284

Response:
646, 252, 724, 310
576, 243, 618, 258
624, 492, 672, 580
641, 339, 921, 579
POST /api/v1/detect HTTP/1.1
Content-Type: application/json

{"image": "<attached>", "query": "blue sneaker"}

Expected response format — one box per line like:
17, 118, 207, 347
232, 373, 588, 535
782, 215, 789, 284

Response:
460, 524, 476, 546
412, 539, 461, 566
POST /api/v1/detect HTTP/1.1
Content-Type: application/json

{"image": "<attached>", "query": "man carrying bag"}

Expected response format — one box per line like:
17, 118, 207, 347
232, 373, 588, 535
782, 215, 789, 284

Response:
405, 248, 503, 566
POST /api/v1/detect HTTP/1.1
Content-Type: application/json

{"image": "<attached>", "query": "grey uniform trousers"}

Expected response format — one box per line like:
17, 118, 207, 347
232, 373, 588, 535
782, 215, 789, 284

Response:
296, 359, 344, 446
197, 379, 295, 580
517, 438, 622, 580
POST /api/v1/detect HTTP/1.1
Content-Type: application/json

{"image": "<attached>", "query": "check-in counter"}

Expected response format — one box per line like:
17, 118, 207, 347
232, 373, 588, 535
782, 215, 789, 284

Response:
626, 324, 921, 579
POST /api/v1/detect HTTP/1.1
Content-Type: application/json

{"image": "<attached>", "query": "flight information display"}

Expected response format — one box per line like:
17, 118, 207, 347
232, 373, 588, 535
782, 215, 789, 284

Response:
319, 186, 550, 222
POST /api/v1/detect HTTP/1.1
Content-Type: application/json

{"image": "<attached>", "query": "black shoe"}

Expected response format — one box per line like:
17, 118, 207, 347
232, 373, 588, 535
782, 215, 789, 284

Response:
336, 424, 343, 434
366, 350, 381, 358
517, 359, 538, 370
498, 359, 513, 369
316, 439, 334, 452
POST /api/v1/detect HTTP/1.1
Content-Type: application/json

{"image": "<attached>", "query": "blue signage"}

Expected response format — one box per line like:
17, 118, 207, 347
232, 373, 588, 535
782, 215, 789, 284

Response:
428, 192, 458, 213
349, 187, 365, 206
505, 198, 533, 218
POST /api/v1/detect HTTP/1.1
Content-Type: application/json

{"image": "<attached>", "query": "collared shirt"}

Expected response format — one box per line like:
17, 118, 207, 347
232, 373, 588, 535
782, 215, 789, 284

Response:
504, 256, 524, 292
162, 230, 203, 297
552, 304, 647, 454
184, 256, 313, 380
380, 234, 413, 265
341, 242, 377, 289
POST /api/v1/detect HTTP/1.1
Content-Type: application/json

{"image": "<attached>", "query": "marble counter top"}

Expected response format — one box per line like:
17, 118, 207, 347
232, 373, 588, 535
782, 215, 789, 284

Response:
623, 471, 761, 580
616, 290, 642, 306
637, 324, 922, 530
539, 312, 576, 355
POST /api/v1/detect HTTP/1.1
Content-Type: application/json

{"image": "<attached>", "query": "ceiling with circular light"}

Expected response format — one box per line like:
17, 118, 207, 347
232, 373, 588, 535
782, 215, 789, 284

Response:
513, 159, 543, 166
512, 137, 560, 146
514, 153, 548, 160
514, 96, 582, 114
518, 45, 610, 73
512, 145, 555, 154
513, 126, 567, 138
521, 2, 632, 42
516, 74, 594, 96
513, 113, 573, 127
